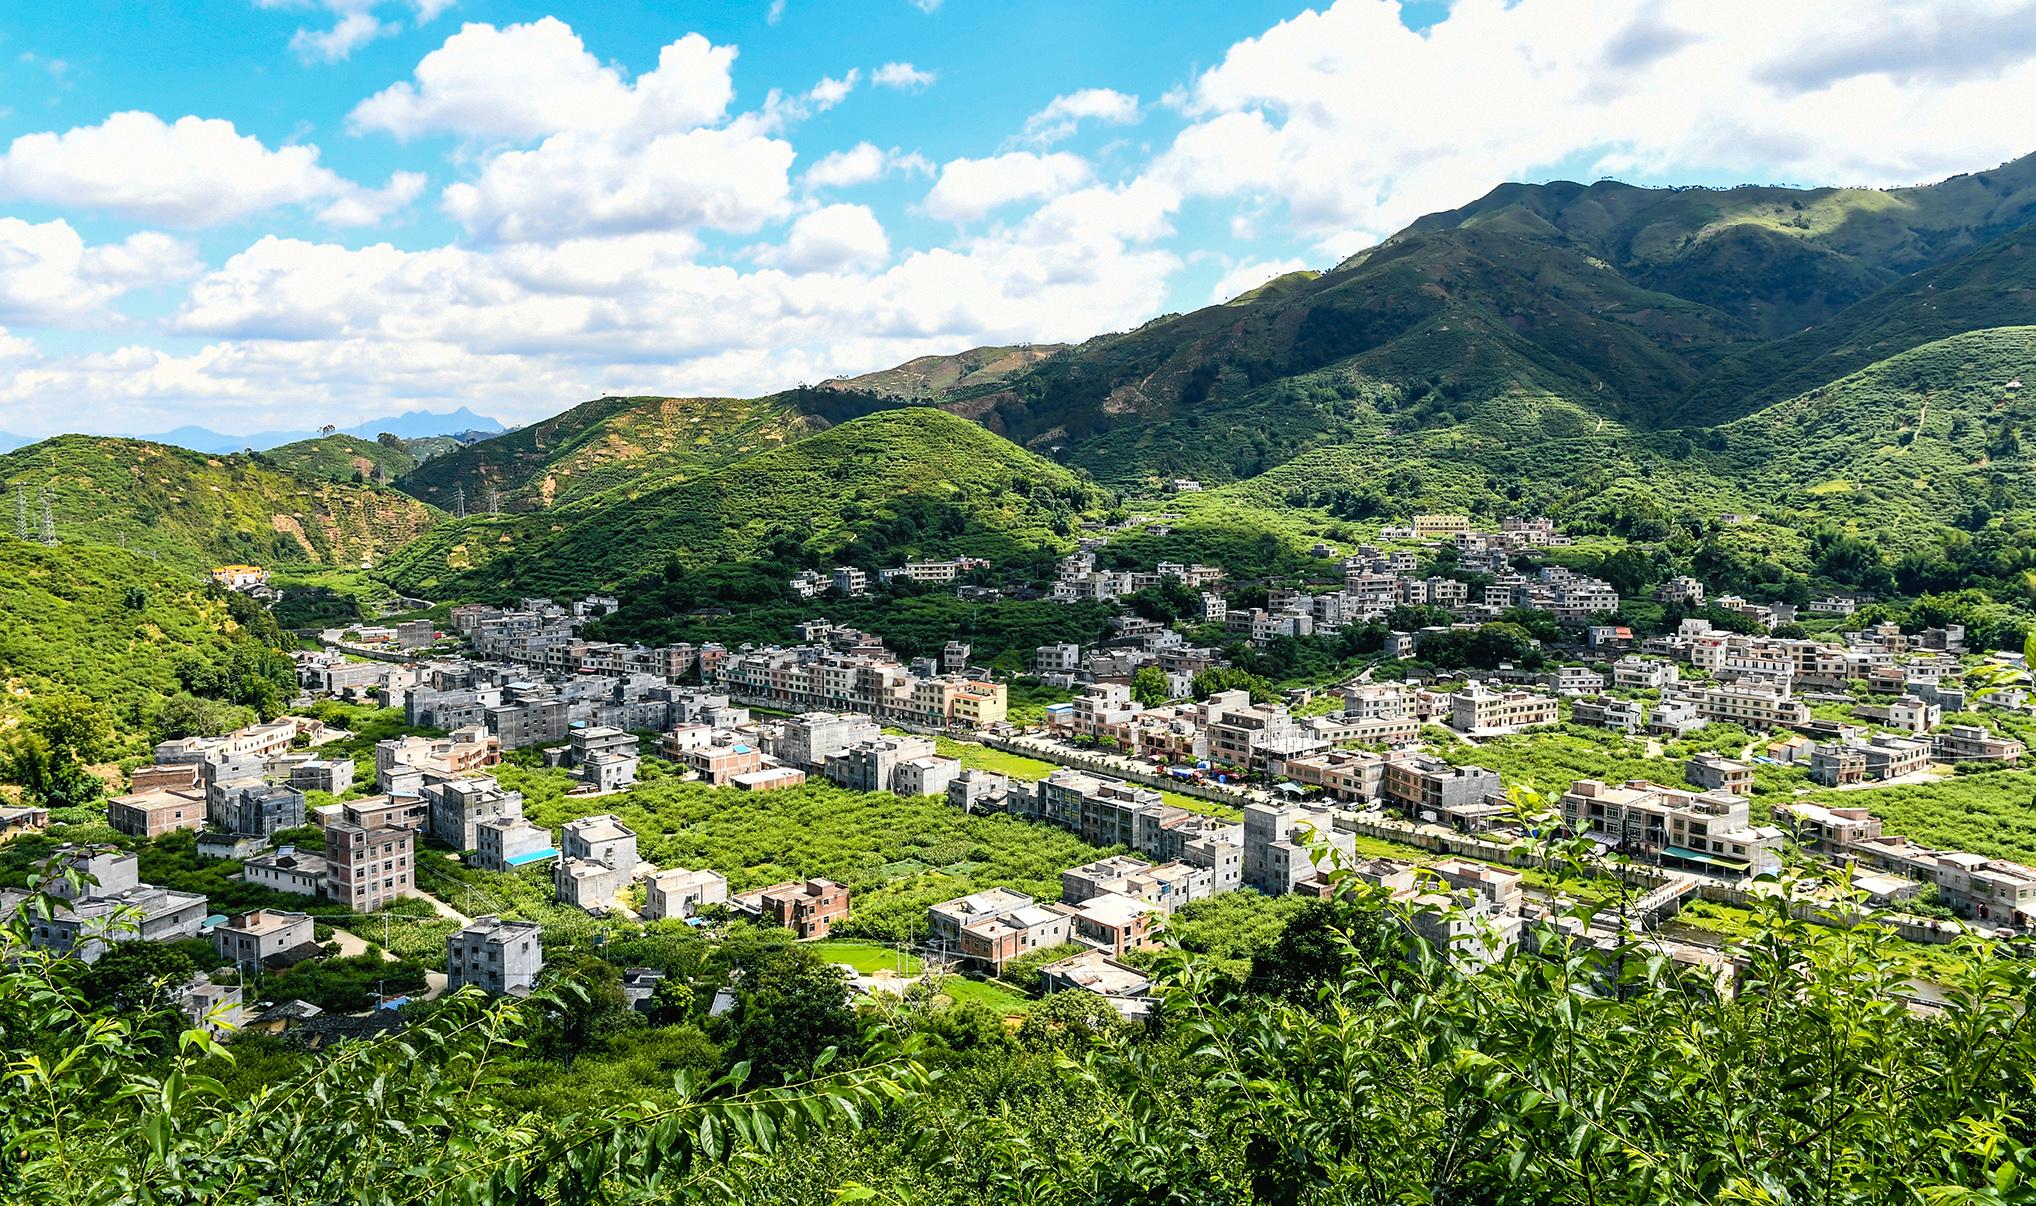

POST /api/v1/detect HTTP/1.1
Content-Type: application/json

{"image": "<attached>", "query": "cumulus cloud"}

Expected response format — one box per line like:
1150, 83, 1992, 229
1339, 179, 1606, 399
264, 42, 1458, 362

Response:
759, 204, 891, 273
316, 170, 427, 226
0, 112, 394, 228
1152, 0, 2036, 253
801, 142, 931, 190
349, 20, 734, 141
260, 0, 451, 64
1022, 88, 1140, 144
871, 61, 935, 90
923, 151, 1091, 222
0, 218, 198, 325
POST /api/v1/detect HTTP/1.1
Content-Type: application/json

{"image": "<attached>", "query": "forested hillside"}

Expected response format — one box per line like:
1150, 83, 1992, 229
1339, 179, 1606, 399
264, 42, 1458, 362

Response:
0, 540, 295, 763
0, 436, 439, 570
394, 387, 902, 514
381, 409, 1107, 597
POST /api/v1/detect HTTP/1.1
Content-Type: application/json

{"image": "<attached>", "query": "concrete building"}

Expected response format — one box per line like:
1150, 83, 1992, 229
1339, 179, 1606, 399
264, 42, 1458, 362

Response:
474, 816, 557, 872
1055, 891, 1162, 955
554, 815, 640, 912
771, 712, 883, 770
1571, 695, 1645, 734
1380, 755, 1505, 830
642, 867, 729, 921
891, 755, 962, 798
1448, 682, 1559, 735
732, 878, 850, 939
323, 821, 414, 911
1559, 779, 1783, 877
106, 787, 206, 839
824, 736, 938, 793
241, 846, 328, 896
446, 916, 544, 995
1036, 949, 1155, 1017
1243, 802, 1357, 895
689, 742, 764, 785
288, 758, 356, 796
425, 776, 526, 852
1685, 753, 1754, 794
212, 909, 316, 971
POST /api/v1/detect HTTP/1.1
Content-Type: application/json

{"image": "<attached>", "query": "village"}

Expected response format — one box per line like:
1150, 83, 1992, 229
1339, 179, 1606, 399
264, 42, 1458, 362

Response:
5, 511, 2032, 1034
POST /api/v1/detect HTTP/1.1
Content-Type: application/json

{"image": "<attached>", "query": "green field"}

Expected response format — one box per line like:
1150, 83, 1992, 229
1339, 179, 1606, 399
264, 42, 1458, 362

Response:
934, 974, 1035, 1015
807, 940, 923, 975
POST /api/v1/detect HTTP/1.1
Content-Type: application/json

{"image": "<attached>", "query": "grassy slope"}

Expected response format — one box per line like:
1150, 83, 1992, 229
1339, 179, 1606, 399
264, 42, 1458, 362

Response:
380, 408, 1102, 597
0, 435, 439, 571
817, 343, 1067, 402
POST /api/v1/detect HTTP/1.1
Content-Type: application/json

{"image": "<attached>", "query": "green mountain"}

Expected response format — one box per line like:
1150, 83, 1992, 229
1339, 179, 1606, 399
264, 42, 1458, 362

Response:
380, 408, 1105, 598
257, 433, 421, 484
394, 387, 899, 514
0, 435, 440, 571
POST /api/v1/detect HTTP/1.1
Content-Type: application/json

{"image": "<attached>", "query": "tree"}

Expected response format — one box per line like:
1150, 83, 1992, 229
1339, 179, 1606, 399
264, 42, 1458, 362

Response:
4, 692, 113, 809
1129, 665, 1170, 708
530, 952, 637, 1064
727, 946, 859, 1080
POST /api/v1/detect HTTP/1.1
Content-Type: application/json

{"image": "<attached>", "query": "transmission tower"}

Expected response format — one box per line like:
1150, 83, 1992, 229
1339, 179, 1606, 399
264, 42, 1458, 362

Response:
39, 486, 56, 546
14, 486, 27, 541
484, 485, 501, 515
452, 485, 466, 519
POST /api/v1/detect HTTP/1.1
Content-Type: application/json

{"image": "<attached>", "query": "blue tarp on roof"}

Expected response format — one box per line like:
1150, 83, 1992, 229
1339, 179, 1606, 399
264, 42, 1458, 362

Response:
504, 848, 558, 867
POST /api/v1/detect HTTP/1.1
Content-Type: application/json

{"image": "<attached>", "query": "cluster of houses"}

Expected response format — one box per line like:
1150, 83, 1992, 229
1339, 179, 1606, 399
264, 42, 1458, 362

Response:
791, 558, 993, 598
1049, 555, 1226, 604
714, 622, 1008, 730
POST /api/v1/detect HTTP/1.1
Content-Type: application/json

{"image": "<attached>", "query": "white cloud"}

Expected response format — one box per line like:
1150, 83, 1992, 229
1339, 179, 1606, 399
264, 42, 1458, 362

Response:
807, 69, 859, 110
261, 0, 452, 64
760, 204, 890, 273
1208, 257, 1311, 303
349, 20, 734, 141
871, 61, 935, 90
0, 218, 198, 326
291, 11, 393, 63
1153, 0, 2036, 250
0, 112, 384, 228
1022, 88, 1140, 144
923, 151, 1091, 222
908, 0, 943, 12
316, 170, 427, 226
802, 142, 931, 190
443, 125, 794, 242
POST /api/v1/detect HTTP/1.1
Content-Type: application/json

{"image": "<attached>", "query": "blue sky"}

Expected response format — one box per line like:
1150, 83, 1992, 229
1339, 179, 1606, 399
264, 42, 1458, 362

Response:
0, 0, 2032, 438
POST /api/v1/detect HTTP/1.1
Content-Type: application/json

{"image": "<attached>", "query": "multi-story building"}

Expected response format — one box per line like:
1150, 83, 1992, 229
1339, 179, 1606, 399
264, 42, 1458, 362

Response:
1571, 695, 1645, 734
1380, 755, 1505, 828
1054, 891, 1162, 956
1243, 801, 1357, 895
1281, 749, 1390, 803
732, 878, 850, 939
446, 916, 544, 995
891, 755, 962, 798
1612, 657, 1680, 691
1773, 802, 1883, 855
106, 787, 207, 839
1447, 682, 1559, 735
212, 909, 316, 970
1685, 753, 1753, 794
22, 847, 208, 962
425, 776, 526, 852
1688, 683, 1810, 730
1559, 779, 1783, 877
474, 816, 557, 872
824, 736, 939, 793
689, 742, 764, 785
1934, 725, 2025, 765
554, 815, 640, 911
287, 758, 355, 796
768, 712, 884, 770
323, 821, 414, 910
642, 867, 729, 921
927, 887, 1037, 957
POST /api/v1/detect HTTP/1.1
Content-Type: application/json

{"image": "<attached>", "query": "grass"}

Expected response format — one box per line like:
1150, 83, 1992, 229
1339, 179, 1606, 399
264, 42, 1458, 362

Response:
934, 974, 1034, 1015
808, 940, 922, 975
